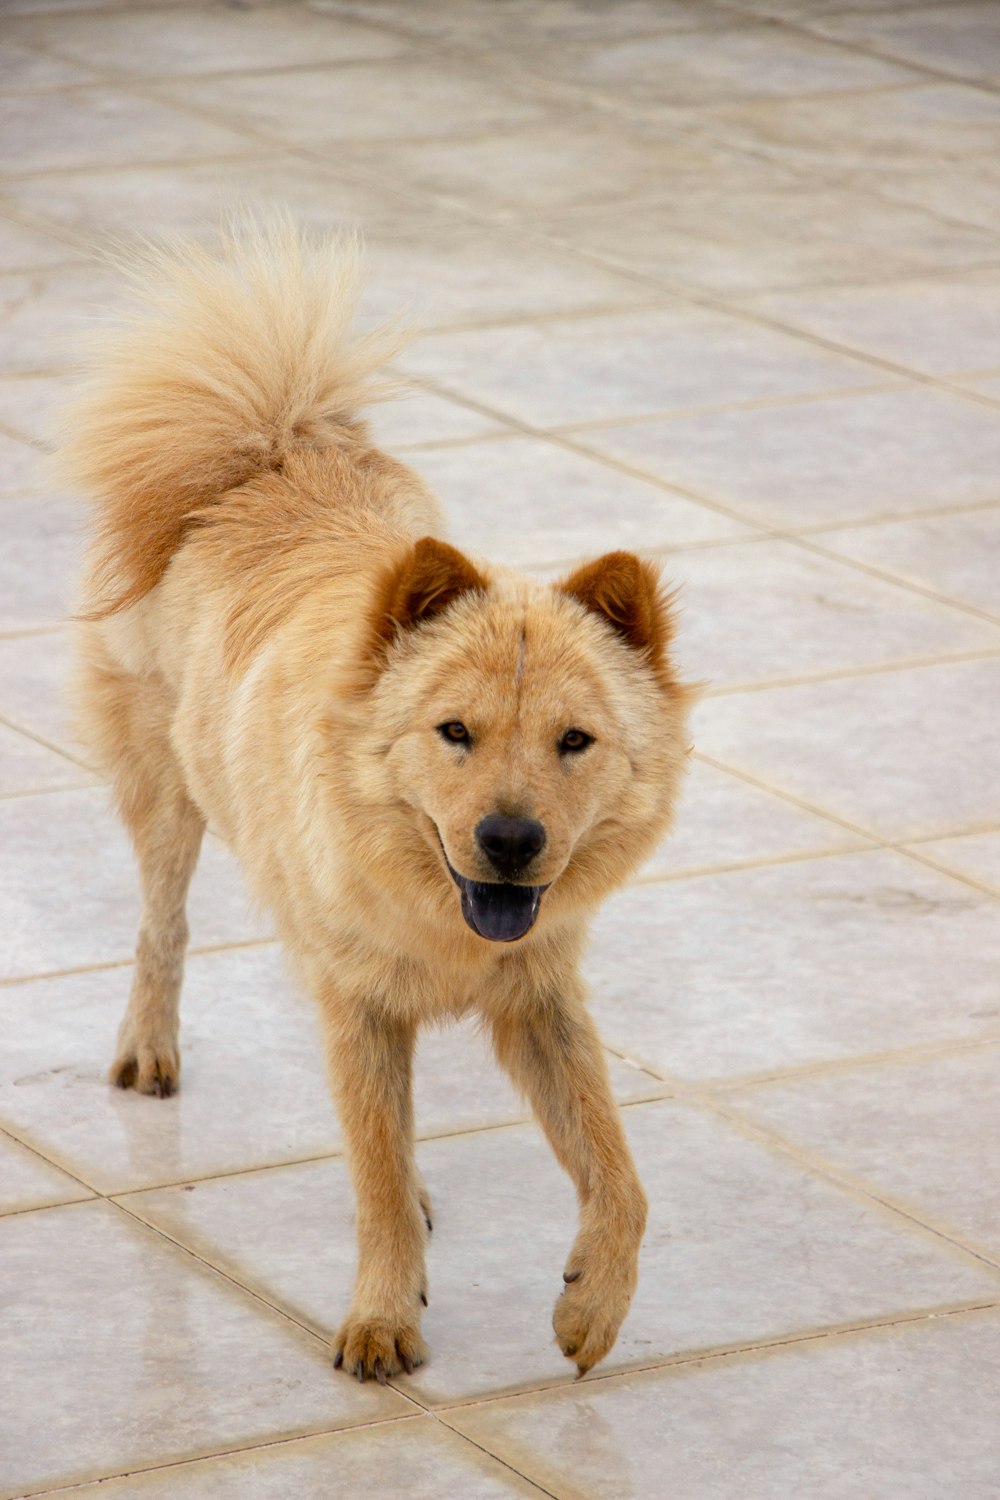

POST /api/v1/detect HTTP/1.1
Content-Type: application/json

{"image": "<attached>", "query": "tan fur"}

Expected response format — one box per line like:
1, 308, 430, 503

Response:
64, 224, 694, 1383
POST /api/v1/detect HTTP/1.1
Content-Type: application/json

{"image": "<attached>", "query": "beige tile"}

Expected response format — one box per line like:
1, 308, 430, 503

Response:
641, 758, 868, 878
0, 721, 92, 795
0, 87, 253, 176
965, 372, 1000, 398
0, 372, 73, 448
64, 1417, 547, 1498
411, 437, 752, 567
534, 23, 920, 108
362, 220, 648, 330
0, 263, 127, 374
0, 786, 268, 980
582, 387, 1000, 528
163, 58, 549, 147
312, 0, 726, 44
702, 83, 1000, 177
536, 184, 1000, 297
370, 388, 511, 450
0, 39, 101, 90
755, 271, 1000, 377
0, 492, 83, 630
815, 3, 1000, 83
450, 1311, 1000, 1500
694, 657, 1000, 840
12, 4, 405, 77
400, 305, 879, 428
872, 165, 1000, 236
0, 1132, 91, 1214
0, 211, 83, 271
0, 429, 48, 496
916, 830, 1000, 892
586, 851, 1000, 1081
0, 1198, 407, 1497
729, 1047, 1000, 1258
127, 1099, 1000, 1405
816, 509, 1000, 618
0, 960, 656, 1193
337, 123, 751, 221
1, 155, 437, 246
0, 629, 77, 750
665, 537, 1000, 690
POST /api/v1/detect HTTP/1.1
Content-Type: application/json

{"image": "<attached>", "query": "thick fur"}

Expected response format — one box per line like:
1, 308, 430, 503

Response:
64, 224, 694, 1382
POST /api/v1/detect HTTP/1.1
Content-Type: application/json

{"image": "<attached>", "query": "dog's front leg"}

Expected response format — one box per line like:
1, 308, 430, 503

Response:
490, 990, 647, 1377
321, 997, 428, 1382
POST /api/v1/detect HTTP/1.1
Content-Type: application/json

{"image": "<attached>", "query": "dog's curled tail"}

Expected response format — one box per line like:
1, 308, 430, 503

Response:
61, 219, 406, 617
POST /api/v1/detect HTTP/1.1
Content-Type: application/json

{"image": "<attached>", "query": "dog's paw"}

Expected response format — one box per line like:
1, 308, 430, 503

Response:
553, 1253, 636, 1378
110, 1043, 179, 1098
333, 1315, 427, 1383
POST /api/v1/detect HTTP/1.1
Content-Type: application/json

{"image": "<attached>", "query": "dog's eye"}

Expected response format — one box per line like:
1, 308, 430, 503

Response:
438, 721, 471, 745
559, 728, 593, 755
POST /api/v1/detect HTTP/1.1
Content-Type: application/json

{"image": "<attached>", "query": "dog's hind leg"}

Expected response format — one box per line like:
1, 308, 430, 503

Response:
76, 635, 205, 1097
320, 996, 428, 1382
489, 988, 648, 1378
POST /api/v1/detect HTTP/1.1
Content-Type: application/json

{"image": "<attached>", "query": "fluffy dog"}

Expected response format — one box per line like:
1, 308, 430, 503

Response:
63, 224, 692, 1383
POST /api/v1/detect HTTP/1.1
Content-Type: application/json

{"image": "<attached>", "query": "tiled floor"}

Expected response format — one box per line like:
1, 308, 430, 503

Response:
1, 0, 999, 1495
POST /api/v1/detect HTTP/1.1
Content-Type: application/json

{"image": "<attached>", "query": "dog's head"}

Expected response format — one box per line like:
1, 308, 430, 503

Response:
350, 537, 693, 945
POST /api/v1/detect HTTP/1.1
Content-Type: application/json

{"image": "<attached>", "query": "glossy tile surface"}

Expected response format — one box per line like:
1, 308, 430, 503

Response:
126, 1100, 998, 1405
7, 3, 1000, 1493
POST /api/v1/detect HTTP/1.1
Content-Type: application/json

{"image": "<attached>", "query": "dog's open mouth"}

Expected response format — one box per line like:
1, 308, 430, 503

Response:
440, 847, 547, 942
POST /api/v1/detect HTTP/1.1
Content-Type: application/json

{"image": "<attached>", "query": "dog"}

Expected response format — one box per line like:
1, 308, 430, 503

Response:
62, 223, 693, 1383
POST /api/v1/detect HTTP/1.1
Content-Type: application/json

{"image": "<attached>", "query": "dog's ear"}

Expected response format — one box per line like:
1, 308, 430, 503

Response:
370, 536, 487, 659
560, 551, 677, 687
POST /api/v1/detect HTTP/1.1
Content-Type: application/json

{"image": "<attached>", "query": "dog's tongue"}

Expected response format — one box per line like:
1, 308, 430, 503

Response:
460, 879, 543, 943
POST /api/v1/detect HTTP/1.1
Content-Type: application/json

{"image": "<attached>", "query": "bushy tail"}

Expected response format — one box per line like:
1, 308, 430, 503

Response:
61, 218, 406, 616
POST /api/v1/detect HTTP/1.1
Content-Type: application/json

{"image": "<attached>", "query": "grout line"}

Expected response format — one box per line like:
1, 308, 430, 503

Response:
0, 936, 277, 991
702, 647, 1000, 700
432, 1300, 1000, 1414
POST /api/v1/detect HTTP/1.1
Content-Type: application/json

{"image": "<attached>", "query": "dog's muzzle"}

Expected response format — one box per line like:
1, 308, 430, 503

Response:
441, 850, 548, 942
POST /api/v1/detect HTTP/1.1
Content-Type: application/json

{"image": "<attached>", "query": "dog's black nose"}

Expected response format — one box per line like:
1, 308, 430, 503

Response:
476, 815, 546, 877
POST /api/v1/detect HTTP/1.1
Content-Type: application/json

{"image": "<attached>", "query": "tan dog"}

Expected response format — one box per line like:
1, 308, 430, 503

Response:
63, 225, 693, 1383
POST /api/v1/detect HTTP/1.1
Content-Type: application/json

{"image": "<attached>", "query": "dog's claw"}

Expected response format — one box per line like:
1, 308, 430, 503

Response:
333, 1348, 343, 1369
575, 1362, 591, 1380
563, 1269, 581, 1284
401, 1353, 414, 1375
374, 1358, 387, 1386
420, 1291, 427, 1307
356, 1364, 365, 1383
424, 1215, 433, 1232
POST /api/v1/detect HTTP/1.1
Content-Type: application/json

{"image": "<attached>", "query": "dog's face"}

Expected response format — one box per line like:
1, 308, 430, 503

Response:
358, 539, 692, 945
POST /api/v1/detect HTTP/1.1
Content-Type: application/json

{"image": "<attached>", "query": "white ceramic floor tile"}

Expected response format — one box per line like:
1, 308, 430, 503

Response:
12, 3, 405, 76
641, 758, 866, 878
164, 58, 549, 147
0, 87, 253, 176
450, 1310, 1000, 1500
0, 262, 126, 374
0, 1199, 407, 1498
915, 830, 1000, 891
0, 212, 83, 273
2, 155, 436, 245
0, 373, 74, 449
368, 388, 511, 451
815, 2, 1000, 83
665, 537, 1000, 689
412, 436, 752, 567
60, 1417, 548, 1498
0, 955, 656, 1194
728, 1046, 1000, 1258
126, 1100, 999, 1405
0, 720, 92, 795
754, 271, 1000, 377
0, 786, 268, 980
586, 850, 1000, 1082
581, 387, 1000, 529
399, 304, 881, 428
0, 492, 83, 631
816, 509, 1000, 619
0, 1132, 91, 1214
0, 629, 77, 751
695, 657, 1000, 840
0, 430, 49, 497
